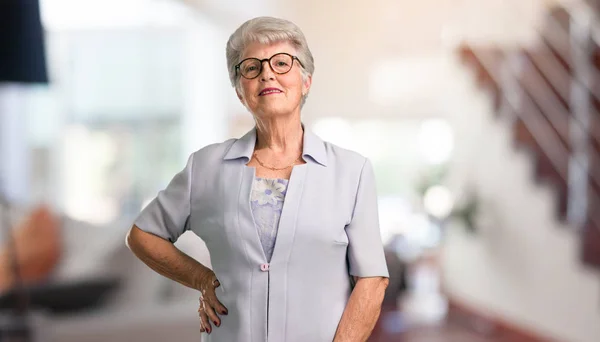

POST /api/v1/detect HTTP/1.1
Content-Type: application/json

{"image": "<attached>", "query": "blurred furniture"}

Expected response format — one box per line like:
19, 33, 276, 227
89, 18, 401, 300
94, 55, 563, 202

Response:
0, 312, 46, 342
0, 203, 206, 342
0, 207, 62, 293
0, 277, 119, 315
44, 231, 208, 342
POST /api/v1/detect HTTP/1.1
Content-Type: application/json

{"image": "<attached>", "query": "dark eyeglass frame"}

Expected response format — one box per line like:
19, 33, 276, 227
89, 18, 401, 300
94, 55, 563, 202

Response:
235, 52, 304, 79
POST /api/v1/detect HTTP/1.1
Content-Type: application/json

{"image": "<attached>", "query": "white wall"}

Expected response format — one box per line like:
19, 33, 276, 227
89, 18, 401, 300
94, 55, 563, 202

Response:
182, 0, 564, 121
181, 12, 230, 160
442, 61, 600, 342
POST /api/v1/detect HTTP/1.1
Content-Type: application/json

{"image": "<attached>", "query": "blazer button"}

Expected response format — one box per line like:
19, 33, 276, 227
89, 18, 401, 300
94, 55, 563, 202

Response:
260, 263, 270, 272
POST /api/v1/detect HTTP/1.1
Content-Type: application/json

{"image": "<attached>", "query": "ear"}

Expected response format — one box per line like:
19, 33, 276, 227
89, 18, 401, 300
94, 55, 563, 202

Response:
302, 74, 312, 96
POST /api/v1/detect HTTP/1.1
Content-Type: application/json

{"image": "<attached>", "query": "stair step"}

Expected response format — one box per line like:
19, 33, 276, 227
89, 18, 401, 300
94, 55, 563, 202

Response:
458, 24, 600, 268
581, 222, 600, 269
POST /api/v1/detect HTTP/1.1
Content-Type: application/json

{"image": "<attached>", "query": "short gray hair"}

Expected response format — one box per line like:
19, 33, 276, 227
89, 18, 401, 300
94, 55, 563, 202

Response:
226, 17, 315, 106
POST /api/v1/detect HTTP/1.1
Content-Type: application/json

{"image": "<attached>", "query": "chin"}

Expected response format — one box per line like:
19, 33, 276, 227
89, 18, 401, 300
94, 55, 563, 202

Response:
254, 104, 298, 118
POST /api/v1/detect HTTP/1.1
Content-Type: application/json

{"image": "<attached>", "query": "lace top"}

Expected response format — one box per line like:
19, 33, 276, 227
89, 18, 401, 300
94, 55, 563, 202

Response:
250, 177, 289, 262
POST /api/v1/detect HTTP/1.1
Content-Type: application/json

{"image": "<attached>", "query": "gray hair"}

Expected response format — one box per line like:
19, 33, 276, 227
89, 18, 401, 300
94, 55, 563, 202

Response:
226, 16, 315, 107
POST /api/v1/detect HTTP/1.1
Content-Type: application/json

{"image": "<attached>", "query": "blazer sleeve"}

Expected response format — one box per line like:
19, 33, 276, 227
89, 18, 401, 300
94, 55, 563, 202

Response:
346, 158, 389, 278
133, 153, 193, 243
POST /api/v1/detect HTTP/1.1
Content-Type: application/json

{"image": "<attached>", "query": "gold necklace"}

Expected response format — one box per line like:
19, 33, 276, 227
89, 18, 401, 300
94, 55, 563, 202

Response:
253, 151, 302, 171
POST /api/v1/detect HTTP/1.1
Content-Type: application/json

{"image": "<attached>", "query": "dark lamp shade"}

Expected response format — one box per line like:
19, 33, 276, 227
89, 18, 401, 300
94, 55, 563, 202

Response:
0, 0, 48, 84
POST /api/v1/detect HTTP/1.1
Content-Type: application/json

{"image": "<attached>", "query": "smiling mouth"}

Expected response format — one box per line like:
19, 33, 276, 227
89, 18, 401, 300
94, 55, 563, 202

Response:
259, 89, 283, 96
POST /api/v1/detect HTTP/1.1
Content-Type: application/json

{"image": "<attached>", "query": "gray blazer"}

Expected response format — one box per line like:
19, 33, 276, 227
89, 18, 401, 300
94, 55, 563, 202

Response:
134, 126, 389, 342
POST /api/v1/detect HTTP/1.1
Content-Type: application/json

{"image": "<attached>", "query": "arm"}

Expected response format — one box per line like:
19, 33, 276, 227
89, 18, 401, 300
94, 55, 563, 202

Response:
125, 225, 211, 291
126, 225, 227, 333
335, 159, 390, 341
333, 276, 389, 342
127, 153, 226, 333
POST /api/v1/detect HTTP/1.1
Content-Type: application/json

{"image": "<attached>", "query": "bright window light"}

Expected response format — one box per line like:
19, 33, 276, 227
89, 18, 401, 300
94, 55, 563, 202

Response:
40, 0, 192, 30
418, 118, 454, 165
311, 117, 355, 150
423, 185, 454, 219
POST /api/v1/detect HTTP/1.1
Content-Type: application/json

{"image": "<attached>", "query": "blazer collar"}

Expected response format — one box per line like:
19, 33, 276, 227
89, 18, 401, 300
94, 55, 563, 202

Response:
224, 124, 327, 167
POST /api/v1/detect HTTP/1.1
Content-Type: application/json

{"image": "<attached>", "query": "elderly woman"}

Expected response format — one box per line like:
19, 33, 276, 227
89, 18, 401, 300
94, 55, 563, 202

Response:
126, 16, 389, 342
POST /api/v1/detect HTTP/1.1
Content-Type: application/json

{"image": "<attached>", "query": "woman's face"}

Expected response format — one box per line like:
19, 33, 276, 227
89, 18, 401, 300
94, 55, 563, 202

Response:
236, 41, 311, 119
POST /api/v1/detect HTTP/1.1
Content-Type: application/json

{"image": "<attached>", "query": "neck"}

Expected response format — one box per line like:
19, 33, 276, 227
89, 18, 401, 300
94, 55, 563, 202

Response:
254, 116, 303, 154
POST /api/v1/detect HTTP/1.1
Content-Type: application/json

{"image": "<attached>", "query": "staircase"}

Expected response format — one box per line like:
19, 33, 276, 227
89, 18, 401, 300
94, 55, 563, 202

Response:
456, 2, 600, 269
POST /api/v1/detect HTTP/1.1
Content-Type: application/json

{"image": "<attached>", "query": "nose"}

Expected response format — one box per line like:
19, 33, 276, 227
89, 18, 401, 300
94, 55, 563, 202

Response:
259, 60, 275, 81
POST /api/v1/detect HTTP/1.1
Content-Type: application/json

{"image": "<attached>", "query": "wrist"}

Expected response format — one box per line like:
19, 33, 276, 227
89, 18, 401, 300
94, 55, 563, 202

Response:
192, 264, 212, 291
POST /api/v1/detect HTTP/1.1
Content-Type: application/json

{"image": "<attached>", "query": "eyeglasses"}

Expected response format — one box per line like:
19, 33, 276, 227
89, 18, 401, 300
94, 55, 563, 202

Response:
235, 52, 304, 80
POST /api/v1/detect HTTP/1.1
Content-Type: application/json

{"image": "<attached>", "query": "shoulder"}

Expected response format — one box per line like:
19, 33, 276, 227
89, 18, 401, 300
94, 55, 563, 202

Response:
187, 138, 237, 166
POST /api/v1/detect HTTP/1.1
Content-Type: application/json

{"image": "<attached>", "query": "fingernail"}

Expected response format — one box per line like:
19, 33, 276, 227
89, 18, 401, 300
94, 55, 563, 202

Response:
214, 320, 218, 326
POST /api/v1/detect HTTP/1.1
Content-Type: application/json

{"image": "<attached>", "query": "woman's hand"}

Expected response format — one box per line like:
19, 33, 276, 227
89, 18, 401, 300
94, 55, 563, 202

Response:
197, 270, 228, 334
125, 226, 228, 334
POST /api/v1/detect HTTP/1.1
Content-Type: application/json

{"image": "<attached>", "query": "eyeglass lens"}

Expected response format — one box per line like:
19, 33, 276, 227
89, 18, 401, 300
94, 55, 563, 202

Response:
239, 53, 293, 79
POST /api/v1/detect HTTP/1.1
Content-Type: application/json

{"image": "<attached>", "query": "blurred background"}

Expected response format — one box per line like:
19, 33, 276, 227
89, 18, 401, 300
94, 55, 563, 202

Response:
0, 0, 599, 341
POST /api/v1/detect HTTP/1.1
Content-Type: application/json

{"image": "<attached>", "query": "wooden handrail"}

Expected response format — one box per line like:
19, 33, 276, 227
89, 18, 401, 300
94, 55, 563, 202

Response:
517, 56, 600, 191
517, 57, 570, 144
530, 25, 600, 146
525, 48, 570, 104
472, 51, 570, 178
543, 9, 600, 103
525, 46, 600, 145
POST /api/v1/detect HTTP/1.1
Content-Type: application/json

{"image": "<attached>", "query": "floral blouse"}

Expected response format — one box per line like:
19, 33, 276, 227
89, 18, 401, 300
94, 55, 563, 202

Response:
250, 177, 289, 262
